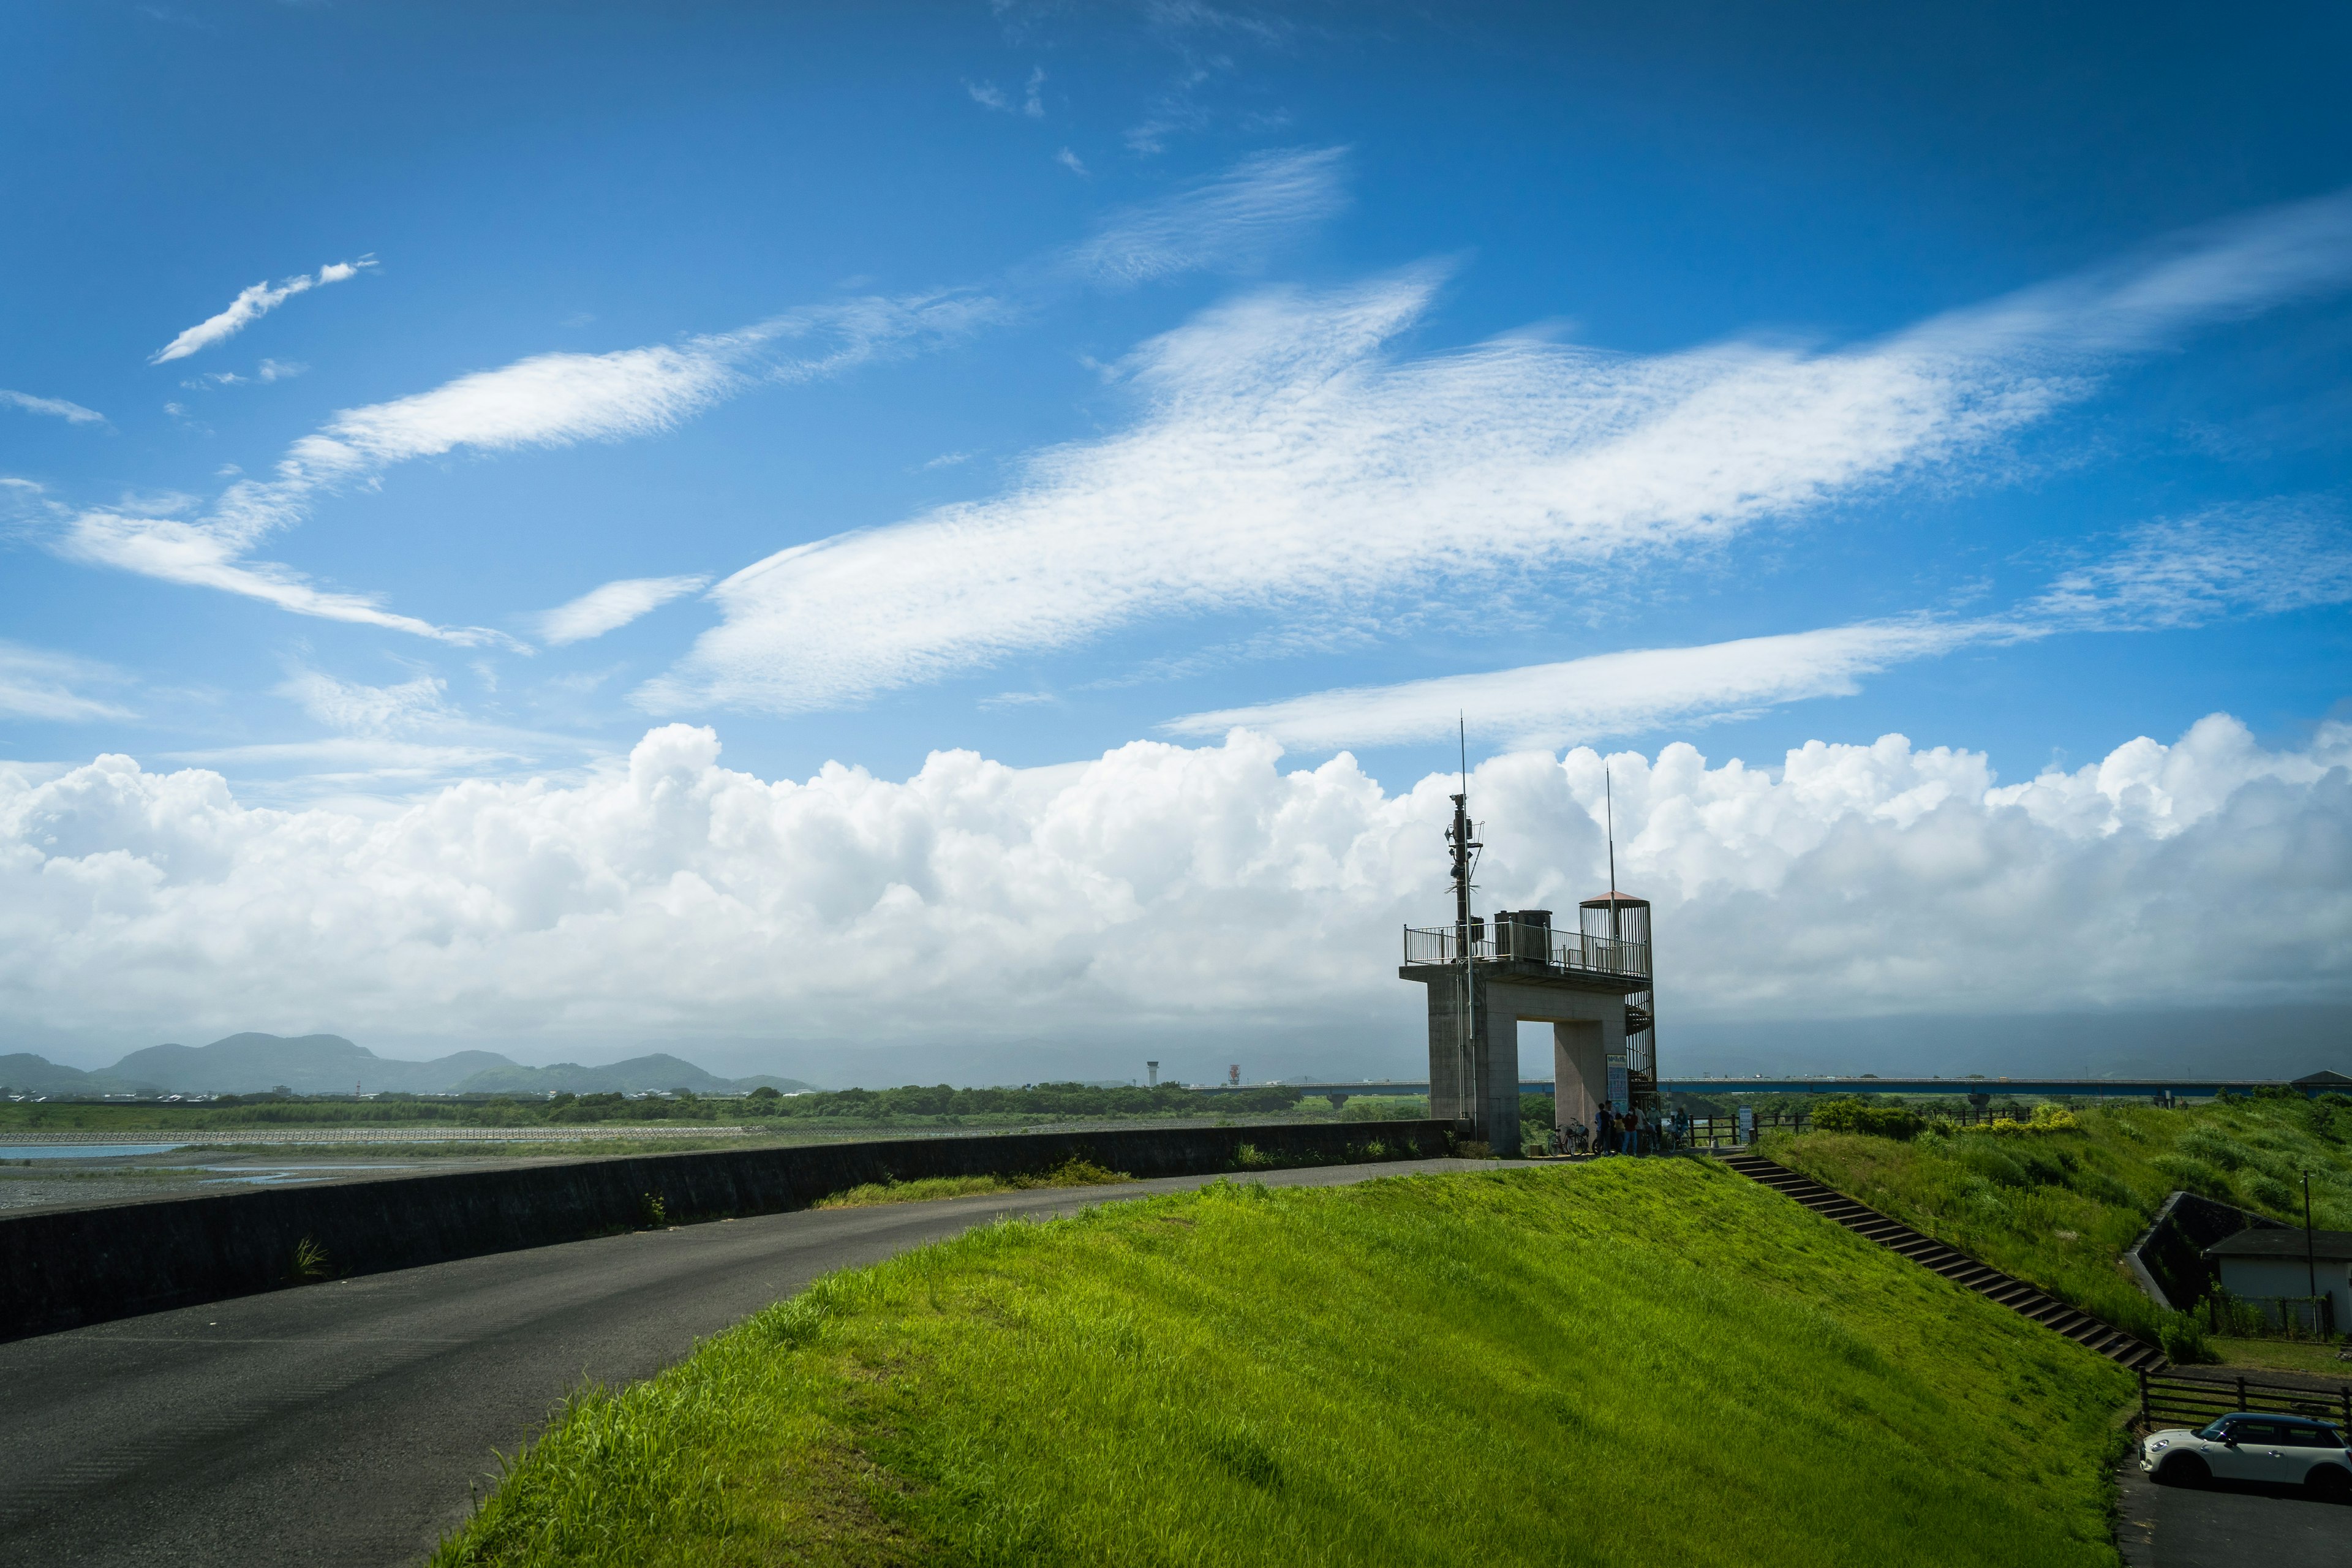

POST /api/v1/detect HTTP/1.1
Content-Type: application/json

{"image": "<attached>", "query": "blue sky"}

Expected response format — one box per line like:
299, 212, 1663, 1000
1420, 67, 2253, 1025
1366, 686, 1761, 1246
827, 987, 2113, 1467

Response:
3, 2, 2348, 1079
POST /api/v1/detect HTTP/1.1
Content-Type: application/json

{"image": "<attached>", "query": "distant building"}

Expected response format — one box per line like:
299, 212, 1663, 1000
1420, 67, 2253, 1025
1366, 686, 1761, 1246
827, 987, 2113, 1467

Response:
2204, 1227, 2352, 1333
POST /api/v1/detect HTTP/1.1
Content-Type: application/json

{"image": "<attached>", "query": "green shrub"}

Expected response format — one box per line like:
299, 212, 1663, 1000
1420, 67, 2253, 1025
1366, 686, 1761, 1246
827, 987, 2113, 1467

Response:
1340, 1096, 1428, 1121
2198, 1291, 2266, 1338
1964, 1105, 2081, 1137
1812, 1098, 1925, 1140
2157, 1311, 2215, 1365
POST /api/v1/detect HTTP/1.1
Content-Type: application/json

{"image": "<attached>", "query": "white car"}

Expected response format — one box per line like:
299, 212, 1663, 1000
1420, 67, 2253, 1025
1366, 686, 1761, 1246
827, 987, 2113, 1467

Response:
2143, 1411, 2352, 1496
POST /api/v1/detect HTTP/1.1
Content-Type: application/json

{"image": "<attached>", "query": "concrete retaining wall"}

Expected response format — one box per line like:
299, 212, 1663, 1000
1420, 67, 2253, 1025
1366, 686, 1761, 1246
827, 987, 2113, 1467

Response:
2124, 1189, 2286, 1311
0, 1119, 1451, 1341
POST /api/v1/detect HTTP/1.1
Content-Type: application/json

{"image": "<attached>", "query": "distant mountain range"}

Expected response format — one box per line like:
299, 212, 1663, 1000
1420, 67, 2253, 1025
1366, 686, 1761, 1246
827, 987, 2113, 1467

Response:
0, 1033, 817, 1098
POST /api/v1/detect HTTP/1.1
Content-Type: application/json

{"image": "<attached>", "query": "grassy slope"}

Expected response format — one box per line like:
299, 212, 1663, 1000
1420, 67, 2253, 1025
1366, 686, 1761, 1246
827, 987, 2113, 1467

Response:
1758, 1095, 2352, 1344
436, 1162, 2130, 1568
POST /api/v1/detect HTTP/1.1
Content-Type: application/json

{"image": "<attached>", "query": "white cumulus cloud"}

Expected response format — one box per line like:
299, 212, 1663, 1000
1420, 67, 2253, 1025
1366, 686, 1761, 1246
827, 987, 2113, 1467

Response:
149, 258, 377, 364
1, 714, 2343, 1057
534, 575, 712, 646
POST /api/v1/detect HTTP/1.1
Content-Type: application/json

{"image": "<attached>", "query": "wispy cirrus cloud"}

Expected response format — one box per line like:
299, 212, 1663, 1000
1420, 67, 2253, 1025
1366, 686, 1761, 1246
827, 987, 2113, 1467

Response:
1164, 504, 2352, 750
181, 358, 307, 391
1061, 146, 1346, 287
66, 297, 998, 642
2030, 500, 2352, 629
647, 188, 2352, 719
276, 667, 454, 735
149, 257, 377, 364
62, 151, 1346, 639
57, 503, 516, 646
534, 575, 712, 646
1, 389, 105, 425
0, 642, 138, 722
151, 665, 605, 804
1167, 620, 2016, 751
967, 66, 1046, 117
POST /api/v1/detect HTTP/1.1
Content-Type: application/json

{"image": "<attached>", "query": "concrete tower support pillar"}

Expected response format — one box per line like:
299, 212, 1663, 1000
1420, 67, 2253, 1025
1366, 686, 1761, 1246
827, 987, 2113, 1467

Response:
1425, 970, 1474, 1125
1553, 1020, 1607, 1131
1423, 970, 1522, 1156
1549, 1001, 1626, 1135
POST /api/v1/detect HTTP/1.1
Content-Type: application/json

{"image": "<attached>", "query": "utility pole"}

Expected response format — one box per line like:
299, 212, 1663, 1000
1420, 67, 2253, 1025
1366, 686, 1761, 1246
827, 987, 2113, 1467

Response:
2307, 1170, 2320, 1305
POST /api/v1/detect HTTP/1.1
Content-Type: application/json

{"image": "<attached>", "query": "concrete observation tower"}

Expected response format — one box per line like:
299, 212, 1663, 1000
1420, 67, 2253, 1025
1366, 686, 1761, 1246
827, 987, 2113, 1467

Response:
1397, 781, 1656, 1157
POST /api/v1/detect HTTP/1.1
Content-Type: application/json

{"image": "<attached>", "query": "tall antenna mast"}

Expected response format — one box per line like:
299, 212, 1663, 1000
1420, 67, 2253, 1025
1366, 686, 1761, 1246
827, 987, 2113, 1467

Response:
1447, 715, 1481, 1135
1604, 766, 1619, 940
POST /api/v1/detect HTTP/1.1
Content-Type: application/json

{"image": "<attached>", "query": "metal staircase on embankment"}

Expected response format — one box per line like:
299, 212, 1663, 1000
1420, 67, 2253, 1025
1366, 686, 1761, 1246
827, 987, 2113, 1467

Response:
1716, 1151, 2167, 1374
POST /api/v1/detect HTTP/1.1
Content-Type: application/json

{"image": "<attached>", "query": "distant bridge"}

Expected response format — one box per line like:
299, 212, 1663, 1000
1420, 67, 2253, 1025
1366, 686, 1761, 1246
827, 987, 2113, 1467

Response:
1190, 1074, 2345, 1101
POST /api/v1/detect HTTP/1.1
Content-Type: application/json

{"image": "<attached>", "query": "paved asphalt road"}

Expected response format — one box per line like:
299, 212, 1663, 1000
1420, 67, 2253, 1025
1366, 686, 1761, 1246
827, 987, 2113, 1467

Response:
2116, 1452, 2352, 1567
0, 1158, 1496, 1568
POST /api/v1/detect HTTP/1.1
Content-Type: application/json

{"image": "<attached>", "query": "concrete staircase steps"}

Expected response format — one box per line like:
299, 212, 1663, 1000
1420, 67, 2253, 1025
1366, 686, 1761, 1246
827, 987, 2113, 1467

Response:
1714, 1151, 2167, 1374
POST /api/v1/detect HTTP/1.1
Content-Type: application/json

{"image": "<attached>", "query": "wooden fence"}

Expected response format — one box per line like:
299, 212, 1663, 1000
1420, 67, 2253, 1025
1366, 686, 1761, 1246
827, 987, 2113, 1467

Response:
2139, 1370, 2352, 1432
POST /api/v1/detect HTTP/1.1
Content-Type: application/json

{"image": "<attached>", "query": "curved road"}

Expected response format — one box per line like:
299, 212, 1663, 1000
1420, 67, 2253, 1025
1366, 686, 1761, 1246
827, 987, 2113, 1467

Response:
0, 1158, 1491, 1568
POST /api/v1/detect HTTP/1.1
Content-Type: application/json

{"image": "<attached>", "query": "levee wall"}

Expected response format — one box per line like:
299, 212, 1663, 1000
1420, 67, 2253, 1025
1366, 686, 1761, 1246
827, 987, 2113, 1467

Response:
0, 1120, 1450, 1341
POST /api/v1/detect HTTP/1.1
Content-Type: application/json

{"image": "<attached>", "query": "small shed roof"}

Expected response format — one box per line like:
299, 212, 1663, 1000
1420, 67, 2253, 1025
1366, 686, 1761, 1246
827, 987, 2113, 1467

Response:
2292, 1069, 2352, 1089
2206, 1227, 2352, 1264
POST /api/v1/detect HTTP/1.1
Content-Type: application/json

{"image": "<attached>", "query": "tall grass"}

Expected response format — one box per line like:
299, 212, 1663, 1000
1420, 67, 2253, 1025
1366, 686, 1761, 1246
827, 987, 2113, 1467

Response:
435, 1161, 2130, 1568
815, 1157, 1129, 1208
1760, 1093, 2352, 1342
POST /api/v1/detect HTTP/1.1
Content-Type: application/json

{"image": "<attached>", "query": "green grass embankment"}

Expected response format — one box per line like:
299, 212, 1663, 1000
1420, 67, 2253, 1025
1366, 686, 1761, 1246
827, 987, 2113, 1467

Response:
1759, 1093, 2352, 1346
435, 1160, 2130, 1568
